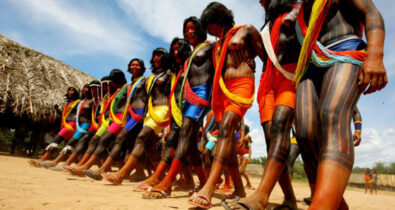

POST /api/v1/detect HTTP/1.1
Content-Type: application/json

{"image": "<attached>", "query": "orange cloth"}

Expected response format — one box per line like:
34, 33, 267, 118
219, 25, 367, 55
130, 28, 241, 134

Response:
214, 77, 254, 122
258, 63, 296, 123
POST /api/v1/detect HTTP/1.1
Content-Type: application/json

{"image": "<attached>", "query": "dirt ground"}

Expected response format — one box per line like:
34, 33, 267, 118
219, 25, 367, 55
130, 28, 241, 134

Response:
0, 155, 394, 209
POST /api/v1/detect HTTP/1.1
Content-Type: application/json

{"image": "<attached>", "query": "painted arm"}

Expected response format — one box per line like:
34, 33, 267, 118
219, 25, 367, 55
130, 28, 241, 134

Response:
348, 0, 387, 94
246, 24, 266, 63
352, 106, 362, 146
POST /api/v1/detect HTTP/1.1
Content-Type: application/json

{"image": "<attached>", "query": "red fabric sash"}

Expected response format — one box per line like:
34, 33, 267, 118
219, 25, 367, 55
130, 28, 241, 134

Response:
184, 79, 210, 108
257, 13, 288, 100
212, 25, 243, 122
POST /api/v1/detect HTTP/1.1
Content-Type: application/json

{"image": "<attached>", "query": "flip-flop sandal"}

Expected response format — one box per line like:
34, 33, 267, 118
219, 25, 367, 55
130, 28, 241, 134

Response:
102, 172, 122, 185
70, 166, 85, 177
133, 182, 152, 192
188, 192, 212, 209
28, 160, 40, 167
274, 200, 297, 210
63, 166, 74, 174
84, 169, 102, 181
38, 161, 50, 169
50, 165, 63, 171
274, 204, 295, 210
224, 194, 239, 200
223, 197, 254, 210
142, 188, 169, 199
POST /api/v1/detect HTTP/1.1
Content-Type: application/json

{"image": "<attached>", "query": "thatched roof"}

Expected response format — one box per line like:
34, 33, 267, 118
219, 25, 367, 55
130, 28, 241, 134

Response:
0, 34, 96, 123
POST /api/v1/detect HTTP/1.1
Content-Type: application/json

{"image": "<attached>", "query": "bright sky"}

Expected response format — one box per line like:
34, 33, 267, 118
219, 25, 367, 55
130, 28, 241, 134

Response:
1, 0, 394, 168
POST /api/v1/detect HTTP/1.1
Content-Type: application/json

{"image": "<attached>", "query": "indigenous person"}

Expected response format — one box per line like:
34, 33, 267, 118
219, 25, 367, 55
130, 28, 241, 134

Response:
238, 125, 252, 190
28, 86, 80, 167
85, 59, 148, 180
69, 69, 127, 176
102, 48, 172, 185
364, 168, 372, 194
294, 0, 387, 208
371, 169, 378, 195
189, 2, 265, 208
44, 84, 94, 169
63, 74, 116, 174
61, 79, 103, 168
144, 16, 214, 199
134, 38, 192, 191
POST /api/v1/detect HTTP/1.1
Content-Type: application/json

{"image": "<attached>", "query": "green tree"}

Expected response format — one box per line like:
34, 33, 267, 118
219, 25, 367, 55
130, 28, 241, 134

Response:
373, 161, 386, 174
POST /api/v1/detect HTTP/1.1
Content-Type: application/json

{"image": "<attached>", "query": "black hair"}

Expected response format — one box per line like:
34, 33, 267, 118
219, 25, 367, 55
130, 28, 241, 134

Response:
183, 16, 207, 42
150, 47, 170, 73
201, 2, 234, 31
90, 80, 101, 86
127, 58, 146, 74
109, 69, 127, 85
263, 0, 296, 29
169, 38, 192, 72
65, 86, 80, 102
101, 76, 110, 81
244, 124, 250, 135
81, 84, 92, 99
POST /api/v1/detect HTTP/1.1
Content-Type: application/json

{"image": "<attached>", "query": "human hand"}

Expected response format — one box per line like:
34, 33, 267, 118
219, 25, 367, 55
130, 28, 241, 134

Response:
353, 131, 362, 146
358, 54, 388, 94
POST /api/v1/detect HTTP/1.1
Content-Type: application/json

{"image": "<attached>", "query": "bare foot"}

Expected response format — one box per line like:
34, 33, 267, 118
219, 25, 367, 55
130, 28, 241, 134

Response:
173, 180, 195, 191
244, 184, 252, 190
142, 183, 172, 199
102, 171, 124, 185
226, 192, 268, 210
134, 176, 160, 191
188, 186, 213, 209
128, 171, 147, 182
218, 184, 233, 193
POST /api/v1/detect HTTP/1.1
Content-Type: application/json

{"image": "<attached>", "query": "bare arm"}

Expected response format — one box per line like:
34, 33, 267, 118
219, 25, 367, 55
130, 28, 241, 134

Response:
347, 0, 387, 94
352, 106, 362, 146
246, 24, 266, 63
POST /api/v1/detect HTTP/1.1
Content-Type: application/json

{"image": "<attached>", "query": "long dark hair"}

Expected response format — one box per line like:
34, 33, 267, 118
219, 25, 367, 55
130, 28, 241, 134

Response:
170, 38, 192, 72
263, 0, 296, 29
81, 84, 92, 99
183, 16, 207, 42
65, 87, 80, 102
201, 2, 234, 31
150, 48, 170, 73
109, 69, 127, 85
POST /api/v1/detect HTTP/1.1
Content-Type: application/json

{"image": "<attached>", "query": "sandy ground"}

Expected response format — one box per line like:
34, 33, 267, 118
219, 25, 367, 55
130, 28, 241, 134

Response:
0, 155, 394, 210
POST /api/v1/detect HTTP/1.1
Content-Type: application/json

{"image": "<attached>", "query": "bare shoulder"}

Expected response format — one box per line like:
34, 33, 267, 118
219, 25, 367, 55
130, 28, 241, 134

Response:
242, 24, 260, 36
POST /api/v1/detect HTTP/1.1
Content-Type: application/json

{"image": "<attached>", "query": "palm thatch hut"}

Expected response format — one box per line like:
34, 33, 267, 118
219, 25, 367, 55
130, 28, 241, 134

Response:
0, 33, 96, 155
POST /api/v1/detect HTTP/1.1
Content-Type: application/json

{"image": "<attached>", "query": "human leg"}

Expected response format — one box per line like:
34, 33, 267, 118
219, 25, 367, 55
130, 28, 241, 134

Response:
309, 63, 360, 209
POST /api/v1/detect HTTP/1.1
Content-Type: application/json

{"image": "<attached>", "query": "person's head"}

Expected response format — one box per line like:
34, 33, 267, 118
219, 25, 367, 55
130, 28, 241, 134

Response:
101, 75, 111, 95
183, 16, 207, 46
65, 87, 80, 101
201, 2, 234, 37
109, 69, 127, 91
150, 47, 170, 73
81, 84, 92, 99
261, 0, 296, 24
89, 80, 101, 100
244, 124, 250, 135
372, 169, 376, 174
128, 58, 146, 79
170, 37, 191, 71
365, 168, 370, 174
